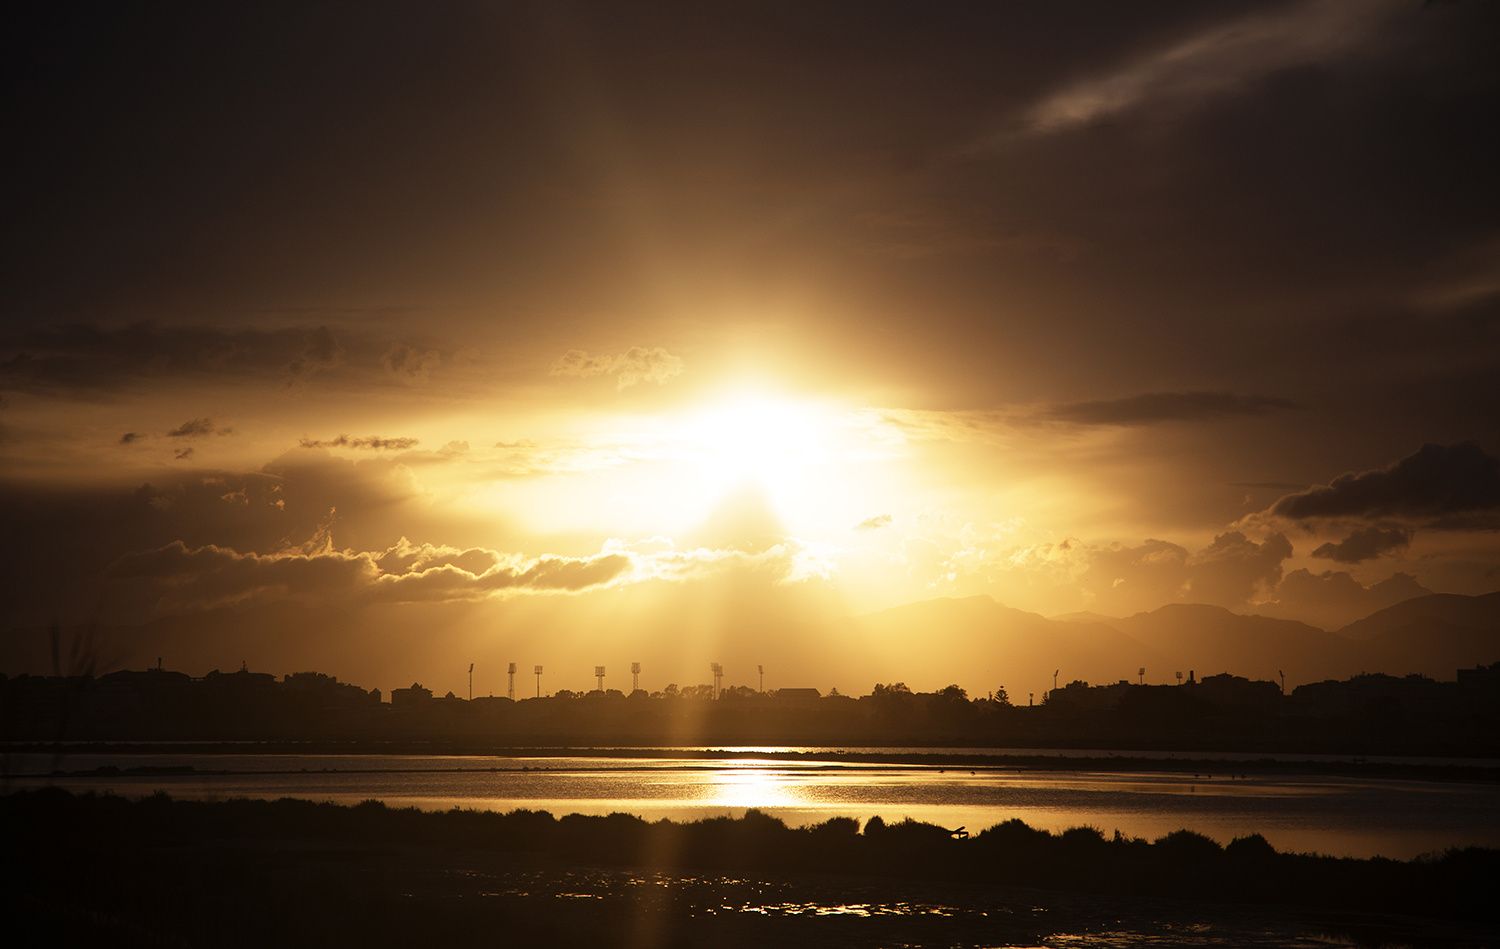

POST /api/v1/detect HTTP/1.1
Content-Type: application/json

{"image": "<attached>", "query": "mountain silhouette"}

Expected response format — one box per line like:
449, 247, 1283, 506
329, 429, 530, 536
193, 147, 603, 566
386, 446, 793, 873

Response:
1054, 603, 1349, 685
1335, 591, 1500, 640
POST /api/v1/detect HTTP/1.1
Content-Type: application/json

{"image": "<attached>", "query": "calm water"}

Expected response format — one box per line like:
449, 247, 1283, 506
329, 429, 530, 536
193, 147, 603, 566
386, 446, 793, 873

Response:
9, 749, 1499, 860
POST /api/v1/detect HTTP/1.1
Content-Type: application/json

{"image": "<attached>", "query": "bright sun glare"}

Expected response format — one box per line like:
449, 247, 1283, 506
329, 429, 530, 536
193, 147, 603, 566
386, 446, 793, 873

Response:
674, 395, 828, 492
484, 390, 882, 539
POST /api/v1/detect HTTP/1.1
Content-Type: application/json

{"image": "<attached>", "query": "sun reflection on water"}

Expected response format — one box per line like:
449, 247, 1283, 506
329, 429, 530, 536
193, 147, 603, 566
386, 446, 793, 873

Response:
696, 765, 807, 809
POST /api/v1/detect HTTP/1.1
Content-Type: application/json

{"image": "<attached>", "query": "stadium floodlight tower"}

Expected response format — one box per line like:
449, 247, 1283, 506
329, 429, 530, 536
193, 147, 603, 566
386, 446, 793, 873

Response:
595, 665, 606, 692
631, 662, 641, 693
710, 662, 723, 699
1176, 671, 1183, 686
1138, 667, 1145, 685
758, 664, 764, 693
469, 663, 474, 701
534, 664, 543, 697
508, 662, 517, 701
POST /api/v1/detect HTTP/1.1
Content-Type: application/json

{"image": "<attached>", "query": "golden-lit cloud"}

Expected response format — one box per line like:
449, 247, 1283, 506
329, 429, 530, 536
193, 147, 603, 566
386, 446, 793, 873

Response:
107, 531, 844, 614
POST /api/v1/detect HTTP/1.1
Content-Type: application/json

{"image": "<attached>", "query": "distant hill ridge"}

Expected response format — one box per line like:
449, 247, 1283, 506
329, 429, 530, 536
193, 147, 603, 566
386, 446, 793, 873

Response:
1335, 591, 1500, 640
976, 591, 1499, 691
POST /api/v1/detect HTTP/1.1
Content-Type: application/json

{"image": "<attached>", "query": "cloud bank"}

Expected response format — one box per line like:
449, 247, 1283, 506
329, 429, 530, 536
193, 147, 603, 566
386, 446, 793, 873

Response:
106, 532, 842, 614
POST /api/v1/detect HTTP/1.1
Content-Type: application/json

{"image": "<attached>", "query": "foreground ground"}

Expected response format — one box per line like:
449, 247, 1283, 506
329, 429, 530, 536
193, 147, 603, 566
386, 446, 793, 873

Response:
3, 789, 1497, 948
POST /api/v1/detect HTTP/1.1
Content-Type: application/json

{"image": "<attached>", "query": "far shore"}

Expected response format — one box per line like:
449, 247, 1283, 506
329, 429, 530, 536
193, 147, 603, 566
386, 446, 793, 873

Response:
6, 740, 1500, 783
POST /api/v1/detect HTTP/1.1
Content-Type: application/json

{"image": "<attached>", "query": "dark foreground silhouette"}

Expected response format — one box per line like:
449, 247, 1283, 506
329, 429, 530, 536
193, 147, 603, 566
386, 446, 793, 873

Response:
3, 789, 1497, 948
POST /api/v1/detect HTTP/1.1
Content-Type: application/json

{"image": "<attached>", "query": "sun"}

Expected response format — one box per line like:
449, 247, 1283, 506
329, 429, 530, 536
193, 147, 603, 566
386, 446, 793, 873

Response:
673, 394, 828, 496
475, 388, 892, 540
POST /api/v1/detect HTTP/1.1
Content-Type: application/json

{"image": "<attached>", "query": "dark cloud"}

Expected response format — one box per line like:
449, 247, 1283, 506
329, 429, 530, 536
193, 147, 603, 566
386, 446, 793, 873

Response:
0, 323, 346, 397
1046, 392, 1301, 426
0, 320, 384, 398
167, 417, 233, 439
854, 514, 893, 531
119, 432, 143, 444
1424, 513, 1500, 532
286, 326, 343, 385
298, 435, 420, 451
0, 450, 440, 625
1271, 441, 1500, 520
173, 447, 195, 461
382, 343, 440, 385
1311, 526, 1412, 564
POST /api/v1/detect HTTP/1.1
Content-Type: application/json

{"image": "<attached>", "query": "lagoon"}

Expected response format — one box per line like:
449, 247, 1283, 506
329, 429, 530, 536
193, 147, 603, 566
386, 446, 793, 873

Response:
9, 747, 1498, 860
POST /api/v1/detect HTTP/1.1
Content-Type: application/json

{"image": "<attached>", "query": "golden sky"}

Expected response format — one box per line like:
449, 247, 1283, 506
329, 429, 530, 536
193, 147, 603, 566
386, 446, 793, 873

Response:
3, 1, 1499, 696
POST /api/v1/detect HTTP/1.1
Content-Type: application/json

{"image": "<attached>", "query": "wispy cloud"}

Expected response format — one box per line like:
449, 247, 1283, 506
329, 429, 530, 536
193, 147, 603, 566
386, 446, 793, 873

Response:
382, 343, 440, 385
298, 434, 421, 451
1045, 391, 1300, 426
1024, 0, 1404, 134
551, 346, 685, 390
168, 417, 235, 439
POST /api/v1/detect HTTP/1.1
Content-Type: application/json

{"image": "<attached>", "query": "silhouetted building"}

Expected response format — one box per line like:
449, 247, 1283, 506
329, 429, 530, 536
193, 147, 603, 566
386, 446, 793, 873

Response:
772, 688, 821, 708
391, 683, 433, 709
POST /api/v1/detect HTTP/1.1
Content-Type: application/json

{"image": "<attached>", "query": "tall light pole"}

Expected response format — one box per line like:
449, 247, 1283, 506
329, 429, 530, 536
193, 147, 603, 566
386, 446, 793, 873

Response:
595, 665, 606, 692
508, 662, 516, 701
468, 663, 474, 701
534, 664, 543, 697
758, 664, 764, 693
631, 662, 641, 693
